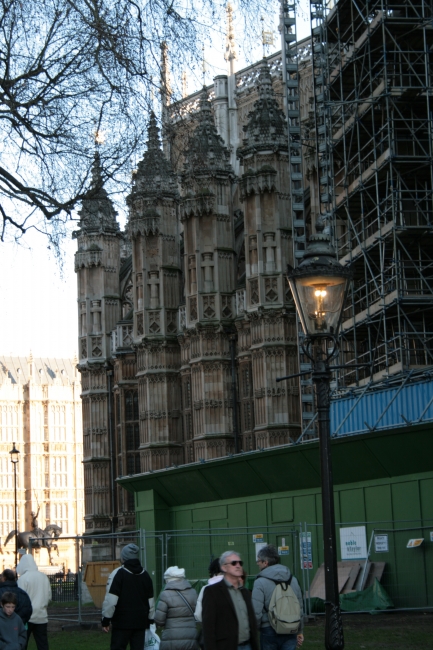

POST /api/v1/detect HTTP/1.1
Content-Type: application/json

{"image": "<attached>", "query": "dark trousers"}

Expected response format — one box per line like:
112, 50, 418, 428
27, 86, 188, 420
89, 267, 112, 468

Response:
27, 622, 49, 650
110, 627, 146, 650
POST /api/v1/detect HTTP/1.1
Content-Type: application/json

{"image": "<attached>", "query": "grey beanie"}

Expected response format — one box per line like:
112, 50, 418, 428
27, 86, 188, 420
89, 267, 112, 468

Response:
121, 543, 139, 562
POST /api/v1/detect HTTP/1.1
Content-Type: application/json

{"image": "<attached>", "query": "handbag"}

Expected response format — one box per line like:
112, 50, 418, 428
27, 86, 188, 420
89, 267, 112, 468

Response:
144, 623, 160, 649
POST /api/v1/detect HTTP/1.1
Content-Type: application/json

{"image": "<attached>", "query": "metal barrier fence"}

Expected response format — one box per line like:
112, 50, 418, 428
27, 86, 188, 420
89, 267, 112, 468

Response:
296, 520, 433, 614
141, 520, 433, 613
36, 519, 432, 627
48, 573, 78, 602
44, 531, 144, 626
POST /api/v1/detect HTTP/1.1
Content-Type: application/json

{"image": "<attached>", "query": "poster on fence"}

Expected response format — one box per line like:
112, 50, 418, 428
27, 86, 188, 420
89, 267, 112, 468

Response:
300, 531, 313, 569
340, 526, 367, 560
374, 534, 389, 553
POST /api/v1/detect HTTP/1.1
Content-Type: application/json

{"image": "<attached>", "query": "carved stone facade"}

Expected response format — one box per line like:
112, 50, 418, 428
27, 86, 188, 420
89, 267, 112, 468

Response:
75, 52, 305, 534
0, 355, 84, 570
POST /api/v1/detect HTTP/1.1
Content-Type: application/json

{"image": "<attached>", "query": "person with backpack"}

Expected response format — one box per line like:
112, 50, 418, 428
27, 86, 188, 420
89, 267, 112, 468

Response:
251, 545, 304, 650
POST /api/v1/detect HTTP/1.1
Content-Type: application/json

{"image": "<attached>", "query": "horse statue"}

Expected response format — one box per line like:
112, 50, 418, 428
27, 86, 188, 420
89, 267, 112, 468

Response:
4, 525, 62, 566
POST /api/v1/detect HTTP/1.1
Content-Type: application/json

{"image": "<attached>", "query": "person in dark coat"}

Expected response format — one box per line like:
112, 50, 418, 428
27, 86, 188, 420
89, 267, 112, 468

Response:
101, 543, 154, 650
0, 570, 33, 625
202, 551, 258, 650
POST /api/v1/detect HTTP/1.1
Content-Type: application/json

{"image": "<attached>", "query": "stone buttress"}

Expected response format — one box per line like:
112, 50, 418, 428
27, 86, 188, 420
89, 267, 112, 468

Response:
179, 89, 237, 461
237, 61, 301, 447
74, 152, 122, 533
127, 114, 183, 471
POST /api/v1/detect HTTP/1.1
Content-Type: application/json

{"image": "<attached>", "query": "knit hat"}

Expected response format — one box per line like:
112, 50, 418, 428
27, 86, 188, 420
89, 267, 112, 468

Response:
164, 566, 185, 580
121, 543, 140, 562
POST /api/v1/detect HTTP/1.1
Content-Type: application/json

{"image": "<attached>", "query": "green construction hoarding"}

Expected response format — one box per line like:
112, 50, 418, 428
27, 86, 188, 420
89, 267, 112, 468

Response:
118, 423, 433, 608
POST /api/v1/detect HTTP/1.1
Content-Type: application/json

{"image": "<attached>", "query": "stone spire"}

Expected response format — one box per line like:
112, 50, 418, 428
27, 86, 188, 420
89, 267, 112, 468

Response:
183, 90, 232, 177
237, 61, 287, 159
181, 71, 188, 98
160, 42, 172, 106
160, 41, 172, 153
224, 2, 237, 75
76, 151, 119, 234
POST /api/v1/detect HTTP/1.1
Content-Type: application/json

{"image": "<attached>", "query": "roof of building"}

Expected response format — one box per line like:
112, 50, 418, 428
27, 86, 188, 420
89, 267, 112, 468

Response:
118, 423, 433, 506
0, 355, 79, 386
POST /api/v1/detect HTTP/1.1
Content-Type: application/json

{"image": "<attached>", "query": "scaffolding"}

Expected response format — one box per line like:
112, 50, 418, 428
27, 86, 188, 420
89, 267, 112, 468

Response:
310, 0, 433, 387
282, 3, 315, 433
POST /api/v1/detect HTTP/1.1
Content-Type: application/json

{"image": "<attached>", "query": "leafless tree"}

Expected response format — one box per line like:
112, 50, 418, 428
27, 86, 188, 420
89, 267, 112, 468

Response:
0, 0, 268, 243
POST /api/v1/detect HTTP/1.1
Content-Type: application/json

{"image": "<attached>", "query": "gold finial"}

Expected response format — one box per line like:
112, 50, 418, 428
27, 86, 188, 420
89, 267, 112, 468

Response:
94, 129, 106, 145
181, 71, 188, 98
261, 16, 274, 58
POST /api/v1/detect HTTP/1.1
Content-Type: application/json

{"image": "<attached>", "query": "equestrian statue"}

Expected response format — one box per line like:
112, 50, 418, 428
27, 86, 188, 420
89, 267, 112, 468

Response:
4, 508, 62, 566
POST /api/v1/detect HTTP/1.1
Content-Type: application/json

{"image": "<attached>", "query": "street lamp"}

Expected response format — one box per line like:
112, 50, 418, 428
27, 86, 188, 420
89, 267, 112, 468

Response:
286, 220, 351, 650
9, 442, 20, 567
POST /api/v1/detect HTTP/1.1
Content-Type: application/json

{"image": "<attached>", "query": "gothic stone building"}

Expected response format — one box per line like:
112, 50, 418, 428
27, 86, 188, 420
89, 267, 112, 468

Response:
74, 48, 310, 535
0, 355, 84, 570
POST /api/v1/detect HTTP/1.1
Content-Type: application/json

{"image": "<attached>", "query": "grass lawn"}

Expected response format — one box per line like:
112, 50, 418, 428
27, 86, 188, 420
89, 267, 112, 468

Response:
27, 612, 432, 650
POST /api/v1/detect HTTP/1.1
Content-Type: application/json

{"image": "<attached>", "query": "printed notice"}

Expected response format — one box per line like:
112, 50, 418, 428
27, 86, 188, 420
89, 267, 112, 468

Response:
340, 526, 367, 560
300, 532, 313, 569
374, 534, 389, 553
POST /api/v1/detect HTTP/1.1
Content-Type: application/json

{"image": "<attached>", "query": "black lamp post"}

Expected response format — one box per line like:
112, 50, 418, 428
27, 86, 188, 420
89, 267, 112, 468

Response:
9, 442, 20, 567
286, 220, 351, 650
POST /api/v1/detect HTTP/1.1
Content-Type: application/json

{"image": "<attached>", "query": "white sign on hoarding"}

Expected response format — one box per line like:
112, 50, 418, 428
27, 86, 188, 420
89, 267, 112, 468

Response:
374, 534, 389, 553
300, 532, 313, 569
340, 526, 367, 560
255, 542, 267, 560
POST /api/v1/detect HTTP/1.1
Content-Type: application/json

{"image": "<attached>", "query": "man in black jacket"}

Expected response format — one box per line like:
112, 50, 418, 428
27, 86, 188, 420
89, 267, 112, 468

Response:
0, 569, 33, 625
202, 551, 258, 650
101, 544, 154, 650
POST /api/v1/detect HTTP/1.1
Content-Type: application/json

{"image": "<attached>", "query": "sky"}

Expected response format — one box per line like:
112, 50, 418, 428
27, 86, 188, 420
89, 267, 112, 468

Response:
0, 2, 311, 360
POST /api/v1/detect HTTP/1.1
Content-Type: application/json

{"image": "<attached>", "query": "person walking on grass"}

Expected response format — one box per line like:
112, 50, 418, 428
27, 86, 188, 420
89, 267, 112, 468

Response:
154, 566, 200, 650
202, 551, 258, 650
101, 543, 154, 650
0, 592, 27, 650
252, 544, 304, 650
16, 555, 51, 650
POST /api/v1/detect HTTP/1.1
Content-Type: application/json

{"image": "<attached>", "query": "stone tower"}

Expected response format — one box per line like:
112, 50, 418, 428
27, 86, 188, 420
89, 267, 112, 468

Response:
74, 152, 122, 534
179, 89, 237, 461
236, 61, 300, 447
127, 114, 183, 471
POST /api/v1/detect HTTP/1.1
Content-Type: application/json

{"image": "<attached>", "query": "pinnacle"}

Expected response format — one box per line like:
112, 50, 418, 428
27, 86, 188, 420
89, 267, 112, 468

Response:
146, 112, 161, 152
90, 150, 104, 191
77, 151, 119, 234
237, 60, 287, 157
128, 113, 178, 201
183, 89, 231, 175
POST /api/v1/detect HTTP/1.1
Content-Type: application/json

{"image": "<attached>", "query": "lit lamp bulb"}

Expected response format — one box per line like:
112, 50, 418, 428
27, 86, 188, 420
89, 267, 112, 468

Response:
313, 286, 328, 331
